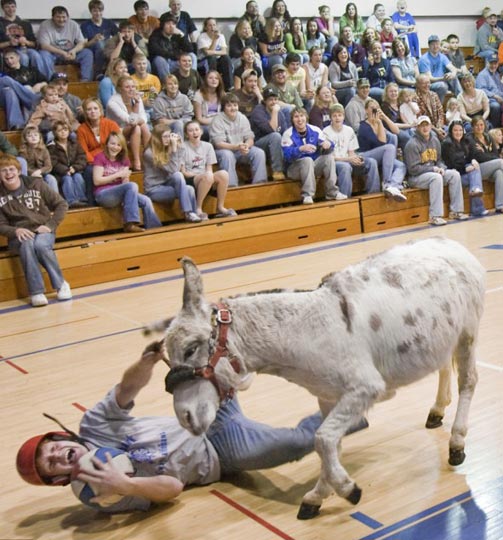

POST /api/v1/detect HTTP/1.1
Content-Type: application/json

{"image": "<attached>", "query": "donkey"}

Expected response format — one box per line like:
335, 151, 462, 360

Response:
146, 237, 485, 519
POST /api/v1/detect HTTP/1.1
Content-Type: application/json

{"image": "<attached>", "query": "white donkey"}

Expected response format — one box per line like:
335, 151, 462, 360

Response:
146, 237, 485, 519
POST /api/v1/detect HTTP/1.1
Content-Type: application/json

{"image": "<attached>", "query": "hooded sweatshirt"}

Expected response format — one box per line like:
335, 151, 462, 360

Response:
151, 90, 194, 124
404, 130, 446, 177
209, 111, 254, 146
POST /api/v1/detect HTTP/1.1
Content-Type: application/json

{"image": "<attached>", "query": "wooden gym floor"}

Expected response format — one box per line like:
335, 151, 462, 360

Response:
1, 215, 502, 540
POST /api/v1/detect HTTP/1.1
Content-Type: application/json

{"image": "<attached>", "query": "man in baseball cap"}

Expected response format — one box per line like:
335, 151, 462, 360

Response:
475, 8, 503, 60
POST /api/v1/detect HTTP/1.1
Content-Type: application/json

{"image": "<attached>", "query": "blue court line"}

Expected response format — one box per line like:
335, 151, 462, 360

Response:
358, 476, 503, 540
351, 511, 384, 529
484, 244, 503, 250
0, 223, 440, 316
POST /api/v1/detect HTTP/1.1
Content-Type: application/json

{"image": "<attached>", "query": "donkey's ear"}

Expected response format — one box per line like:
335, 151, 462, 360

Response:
181, 257, 205, 314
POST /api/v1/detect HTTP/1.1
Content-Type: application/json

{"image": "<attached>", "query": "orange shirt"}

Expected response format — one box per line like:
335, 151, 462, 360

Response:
76, 118, 120, 164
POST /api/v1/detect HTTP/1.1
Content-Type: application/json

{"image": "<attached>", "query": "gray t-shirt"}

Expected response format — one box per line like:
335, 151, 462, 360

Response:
78, 386, 220, 512
183, 140, 217, 175
37, 19, 85, 52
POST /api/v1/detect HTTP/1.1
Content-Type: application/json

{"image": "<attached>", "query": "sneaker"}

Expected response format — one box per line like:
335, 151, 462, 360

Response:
429, 216, 447, 226
302, 195, 314, 205
31, 293, 48, 307
124, 223, 145, 233
57, 281, 72, 301
469, 188, 483, 197
476, 209, 490, 216
448, 211, 469, 221
384, 186, 407, 202
185, 211, 202, 223
196, 211, 209, 221
326, 192, 348, 201
271, 171, 286, 181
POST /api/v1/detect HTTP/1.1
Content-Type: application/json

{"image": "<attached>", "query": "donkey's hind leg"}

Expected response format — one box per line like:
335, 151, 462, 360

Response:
426, 364, 452, 429
449, 331, 478, 466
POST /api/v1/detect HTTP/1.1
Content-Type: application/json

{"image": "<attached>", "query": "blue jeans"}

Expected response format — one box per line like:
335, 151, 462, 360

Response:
336, 157, 380, 196
207, 397, 322, 473
0, 77, 37, 129
460, 170, 486, 216
9, 232, 64, 295
98, 77, 116, 109
40, 49, 94, 81
17, 47, 53, 80
95, 182, 162, 228
255, 132, 284, 172
42, 174, 59, 193
145, 172, 197, 213
361, 144, 406, 189
216, 147, 267, 186
61, 172, 87, 205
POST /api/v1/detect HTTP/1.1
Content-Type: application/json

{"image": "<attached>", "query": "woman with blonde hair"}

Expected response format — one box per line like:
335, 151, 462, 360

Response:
258, 17, 287, 74
143, 124, 201, 222
99, 57, 129, 108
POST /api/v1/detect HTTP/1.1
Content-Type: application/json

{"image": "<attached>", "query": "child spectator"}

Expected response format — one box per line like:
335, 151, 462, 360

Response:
446, 34, 469, 77
172, 52, 201, 100
28, 82, 79, 141
445, 97, 462, 126
391, 0, 420, 58
48, 120, 88, 208
398, 88, 420, 125
315, 5, 336, 53
104, 20, 148, 69
130, 52, 161, 120
19, 125, 58, 193
379, 18, 396, 57
93, 131, 161, 232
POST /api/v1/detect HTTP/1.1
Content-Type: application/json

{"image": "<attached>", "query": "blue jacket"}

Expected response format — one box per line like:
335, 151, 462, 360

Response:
281, 124, 333, 165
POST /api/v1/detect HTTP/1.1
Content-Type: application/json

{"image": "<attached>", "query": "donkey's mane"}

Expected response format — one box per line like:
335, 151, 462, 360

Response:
225, 286, 316, 300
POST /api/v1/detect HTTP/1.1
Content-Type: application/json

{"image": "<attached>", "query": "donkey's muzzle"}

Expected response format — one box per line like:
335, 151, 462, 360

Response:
165, 366, 198, 394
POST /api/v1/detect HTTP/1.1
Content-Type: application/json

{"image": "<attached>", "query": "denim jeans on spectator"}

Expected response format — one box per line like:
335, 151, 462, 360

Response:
17, 47, 53, 80
145, 171, 197, 213
40, 49, 94, 81
0, 77, 37, 129
61, 172, 87, 205
216, 147, 267, 186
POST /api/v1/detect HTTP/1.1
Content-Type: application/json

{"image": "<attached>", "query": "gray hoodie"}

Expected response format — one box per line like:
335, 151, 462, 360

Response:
151, 91, 194, 124
404, 130, 446, 177
209, 111, 254, 146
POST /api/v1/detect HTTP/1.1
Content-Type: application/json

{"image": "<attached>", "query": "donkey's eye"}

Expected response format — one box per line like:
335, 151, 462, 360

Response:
184, 344, 198, 360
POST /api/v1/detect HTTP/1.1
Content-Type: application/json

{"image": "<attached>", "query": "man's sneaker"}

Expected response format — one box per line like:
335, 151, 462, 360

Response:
384, 186, 407, 202
448, 211, 469, 221
469, 187, 483, 197
326, 192, 348, 201
474, 209, 489, 216
31, 293, 48, 307
185, 211, 202, 222
57, 281, 72, 301
429, 216, 447, 226
302, 195, 314, 205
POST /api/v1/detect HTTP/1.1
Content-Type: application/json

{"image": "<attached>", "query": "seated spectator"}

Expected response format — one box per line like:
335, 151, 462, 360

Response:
488, 127, 503, 157
128, 0, 159, 42
258, 17, 287, 75
0, 129, 27, 174
418, 34, 460, 104
357, 97, 407, 201
233, 69, 262, 117
285, 52, 312, 105
441, 120, 487, 216
37, 6, 93, 82
339, 2, 365, 43
366, 3, 386, 32
379, 18, 396, 57
476, 7, 492, 31
197, 18, 233, 91
19, 125, 58, 193
363, 40, 393, 102
0, 154, 71, 307
249, 86, 287, 180
233, 46, 264, 90
104, 20, 148, 71
193, 70, 225, 139
390, 37, 418, 88
106, 75, 150, 170
315, 5, 336, 53
285, 17, 308, 64
148, 13, 194, 82
0, 47, 44, 130
467, 115, 503, 213
161, 0, 198, 46
229, 18, 259, 69
270, 0, 292, 34
94, 131, 161, 232
305, 18, 327, 61
475, 9, 503, 61
130, 52, 161, 116
381, 82, 415, 149
323, 103, 379, 197
151, 74, 193, 134
28, 82, 79, 141
281, 106, 345, 204
457, 73, 490, 129
241, 0, 265, 39
328, 44, 358, 106
50, 72, 82, 121
361, 27, 380, 55
445, 97, 462, 126
391, 0, 419, 58
48, 120, 88, 208
303, 46, 329, 95
172, 51, 201, 100
99, 57, 129, 109
80, 0, 119, 78
398, 88, 420, 126
445, 34, 469, 77
338, 26, 366, 74
267, 63, 303, 126
209, 92, 267, 186
76, 97, 120, 204
476, 53, 503, 128
0, 0, 52, 79
404, 115, 467, 225
182, 120, 236, 219
308, 85, 335, 129
142, 124, 200, 222
344, 77, 371, 133
415, 74, 446, 141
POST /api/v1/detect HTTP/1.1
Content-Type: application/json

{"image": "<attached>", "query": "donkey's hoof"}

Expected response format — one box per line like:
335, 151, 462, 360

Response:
449, 448, 466, 466
346, 484, 362, 505
297, 503, 321, 520
425, 413, 443, 429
